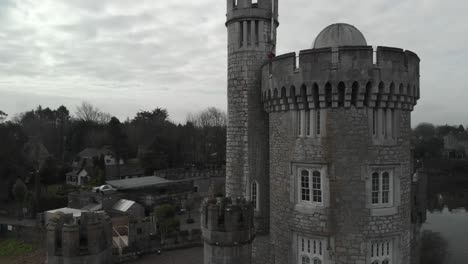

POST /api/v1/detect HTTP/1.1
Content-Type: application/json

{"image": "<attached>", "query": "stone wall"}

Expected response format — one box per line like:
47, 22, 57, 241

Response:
267, 107, 413, 264
225, 1, 278, 262
46, 212, 113, 264
201, 197, 255, 264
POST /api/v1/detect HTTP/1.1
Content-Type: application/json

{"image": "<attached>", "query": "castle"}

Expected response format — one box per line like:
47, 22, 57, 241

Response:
46, 211, 113, 264
202, 0, 422, 263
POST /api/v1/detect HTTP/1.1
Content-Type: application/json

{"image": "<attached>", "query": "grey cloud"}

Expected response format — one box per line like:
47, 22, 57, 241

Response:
0, 0, 467, 125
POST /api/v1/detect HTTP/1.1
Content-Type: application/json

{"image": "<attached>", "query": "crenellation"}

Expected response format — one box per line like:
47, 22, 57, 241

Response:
47, 212, 112, 264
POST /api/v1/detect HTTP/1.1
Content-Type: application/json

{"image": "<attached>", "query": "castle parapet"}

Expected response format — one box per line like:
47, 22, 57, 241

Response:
227, 0, 278, 22
46, 211, 113, 264
261, 46, 420, 112
201, 197, 255, 246
201, 197, 255, 264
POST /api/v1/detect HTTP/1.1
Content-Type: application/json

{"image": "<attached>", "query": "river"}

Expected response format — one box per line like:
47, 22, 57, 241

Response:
423, 189, 468, 264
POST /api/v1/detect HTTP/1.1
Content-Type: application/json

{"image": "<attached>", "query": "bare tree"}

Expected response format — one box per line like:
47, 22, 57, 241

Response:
186, 107, 227, 128
75, 101, 111, 124
0, 110, 7, 123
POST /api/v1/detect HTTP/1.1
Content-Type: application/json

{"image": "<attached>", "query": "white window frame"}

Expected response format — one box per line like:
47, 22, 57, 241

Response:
370, 171, 394, 208
297, 236, 325, 264
298, 168, 323, 206
365, 165, 401, 216
251, 180, 259, 211
293, 164, 329, 212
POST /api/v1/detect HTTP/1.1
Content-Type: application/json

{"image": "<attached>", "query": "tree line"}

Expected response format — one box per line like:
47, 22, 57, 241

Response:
412, 123, 468, 159
0, 102, 226, 204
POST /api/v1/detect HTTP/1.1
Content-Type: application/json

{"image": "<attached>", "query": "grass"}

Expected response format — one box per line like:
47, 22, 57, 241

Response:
0, 239, 35, 257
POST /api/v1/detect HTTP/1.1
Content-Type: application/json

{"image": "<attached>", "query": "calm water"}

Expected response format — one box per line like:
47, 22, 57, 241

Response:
423, 191, 468, 264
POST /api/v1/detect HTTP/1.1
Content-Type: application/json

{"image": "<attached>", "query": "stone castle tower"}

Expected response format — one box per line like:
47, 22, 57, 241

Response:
46, 212, 113, 264
203, 1, 420, 264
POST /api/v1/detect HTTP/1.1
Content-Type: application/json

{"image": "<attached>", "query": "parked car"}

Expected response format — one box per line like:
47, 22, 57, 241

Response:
92, 184, 116, 193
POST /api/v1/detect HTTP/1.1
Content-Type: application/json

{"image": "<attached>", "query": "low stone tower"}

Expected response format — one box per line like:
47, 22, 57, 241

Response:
46, 211, 113, 264
201, 197, 255, 264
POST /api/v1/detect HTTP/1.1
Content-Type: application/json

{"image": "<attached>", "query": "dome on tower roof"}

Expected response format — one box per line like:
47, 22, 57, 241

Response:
313, 23, 367, 49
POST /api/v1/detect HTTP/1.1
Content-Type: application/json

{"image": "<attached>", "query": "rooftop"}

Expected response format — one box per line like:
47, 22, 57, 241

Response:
313, 23, 367, 49
106, 176, 172, 190
112, 199, 136, 212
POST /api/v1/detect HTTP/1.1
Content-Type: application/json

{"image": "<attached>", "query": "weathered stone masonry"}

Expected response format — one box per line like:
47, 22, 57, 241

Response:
203, 1, 422, 264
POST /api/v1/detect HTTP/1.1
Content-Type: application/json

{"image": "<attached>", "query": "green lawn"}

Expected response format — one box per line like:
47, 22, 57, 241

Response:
0, 239, 34, 256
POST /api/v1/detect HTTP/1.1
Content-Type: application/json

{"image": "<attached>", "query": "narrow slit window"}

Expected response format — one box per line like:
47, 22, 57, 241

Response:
382, 172, 390, 204
251, 181, 258, 210
297, 111, 303, 136
312, 170, 322, 203
247, 21, 252, 45
316, 110, 321, 135
382, 110, 387, 137
254, 20, 259, 45
306, 111, 311, 136
239, 21, 244, 47
372, 109, 377, 136
300, 170, 310, 202
371, 172, 380, 204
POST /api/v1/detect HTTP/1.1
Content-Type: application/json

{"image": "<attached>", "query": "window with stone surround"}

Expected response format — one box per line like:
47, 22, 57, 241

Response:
371, 171, 393, 207
369, 239, 394, 264
366, 165, 401, 216
297, 236, 325, 264
299, 168, 323, 205
293, 164, 329, 211
296, 110, 325, 138
251, 180, 259, 211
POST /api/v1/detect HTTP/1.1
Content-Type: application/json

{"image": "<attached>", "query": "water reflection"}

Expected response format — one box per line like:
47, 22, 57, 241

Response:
423, 190, 468, 264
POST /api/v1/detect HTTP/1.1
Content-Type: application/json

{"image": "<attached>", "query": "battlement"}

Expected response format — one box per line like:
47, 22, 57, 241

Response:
201, 197, 255, 247
261, 46, 420, 112
226, 0, 278, 25
47, 211, 112, 260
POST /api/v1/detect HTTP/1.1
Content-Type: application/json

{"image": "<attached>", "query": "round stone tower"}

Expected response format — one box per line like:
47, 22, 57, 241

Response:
260, 23, 420, 263
225, 0, 278, 221
46, 211, 113, 264
201, 197, 255, 264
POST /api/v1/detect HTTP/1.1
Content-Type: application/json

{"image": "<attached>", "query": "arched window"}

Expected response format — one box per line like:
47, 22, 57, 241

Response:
301, 255, 310, 264
251, 181, 259, 210
313, 258, 322, 264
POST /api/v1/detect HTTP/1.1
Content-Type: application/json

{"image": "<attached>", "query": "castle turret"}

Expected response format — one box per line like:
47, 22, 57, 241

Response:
201, 197, 255, 264
226, 0, 277, 239
46, 211, 113, 264
260, 23, 420, 263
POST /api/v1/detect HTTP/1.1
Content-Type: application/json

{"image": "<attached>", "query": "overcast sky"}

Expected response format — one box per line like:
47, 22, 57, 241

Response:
0, 0, 467, 126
